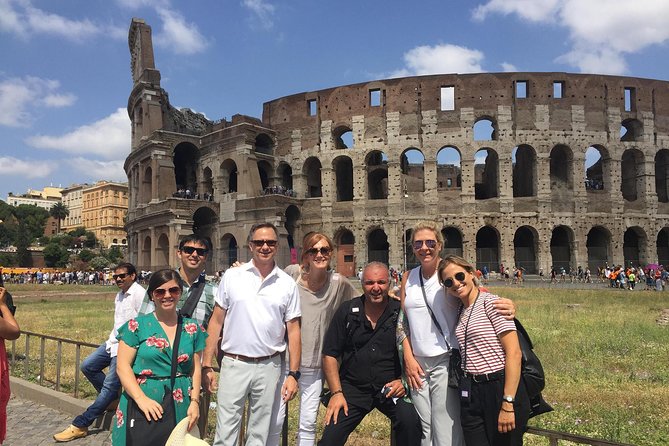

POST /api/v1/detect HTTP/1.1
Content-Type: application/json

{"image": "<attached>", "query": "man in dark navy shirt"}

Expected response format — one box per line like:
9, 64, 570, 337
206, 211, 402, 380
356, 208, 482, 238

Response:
318, 262, 422, 446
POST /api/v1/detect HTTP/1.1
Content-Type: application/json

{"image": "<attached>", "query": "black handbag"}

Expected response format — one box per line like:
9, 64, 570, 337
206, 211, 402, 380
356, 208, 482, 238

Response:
126, 315, 183, 445
514, 318, 553, 418
447, 348, 464, 389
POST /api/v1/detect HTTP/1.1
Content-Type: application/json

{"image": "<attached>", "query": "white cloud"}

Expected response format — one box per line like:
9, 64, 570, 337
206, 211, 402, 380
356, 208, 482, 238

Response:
0, 76, 76, 127
391, 44, 484, 78
70, 158, 128, 182
474, 0, 669, 74
0, 0, 125, 41
26, 108, 131, 159
472, 0, 561, 22
0, 156, 54, 178
154, 7, 208, 55
242, 0, 276, 30
500, 62, 518, 72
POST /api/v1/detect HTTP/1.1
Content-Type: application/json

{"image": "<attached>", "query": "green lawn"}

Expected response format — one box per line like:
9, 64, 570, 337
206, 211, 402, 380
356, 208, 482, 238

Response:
7, 284, 669, 445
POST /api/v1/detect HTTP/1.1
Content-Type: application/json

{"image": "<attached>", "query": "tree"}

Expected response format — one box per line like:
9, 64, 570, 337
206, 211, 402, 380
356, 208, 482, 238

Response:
43, 242, 70, 267
15, 222, 31, 267
78, 249, 95, 263
14, 205, 48, 242
49, 202, 69, 234
89, 256, 111, 270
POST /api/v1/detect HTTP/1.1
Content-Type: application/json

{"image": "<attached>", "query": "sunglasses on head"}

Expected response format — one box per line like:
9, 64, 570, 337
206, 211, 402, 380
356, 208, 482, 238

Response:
112, 273, 128, 280
306, 247, 331, 256
153, 286, 182, 298
442, 271, 466, 288
413, 239, 438, 250
251, 239, 278, 247
181, 246, 208, 256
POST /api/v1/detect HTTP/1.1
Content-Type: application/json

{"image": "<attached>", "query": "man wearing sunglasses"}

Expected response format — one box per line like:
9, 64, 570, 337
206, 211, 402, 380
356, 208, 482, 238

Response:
54, 263, 145, 442
203, 222, 301, 446
138, 234, 216, 328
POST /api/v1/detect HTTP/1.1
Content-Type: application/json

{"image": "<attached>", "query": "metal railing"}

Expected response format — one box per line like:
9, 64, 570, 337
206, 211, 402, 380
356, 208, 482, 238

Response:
7, 331, 637, 446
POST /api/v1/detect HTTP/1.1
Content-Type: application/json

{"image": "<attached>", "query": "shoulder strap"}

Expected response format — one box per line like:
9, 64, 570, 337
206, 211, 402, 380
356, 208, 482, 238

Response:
418, 268, 448, 344
170, 315, 184, 390
179, 276, 206, 318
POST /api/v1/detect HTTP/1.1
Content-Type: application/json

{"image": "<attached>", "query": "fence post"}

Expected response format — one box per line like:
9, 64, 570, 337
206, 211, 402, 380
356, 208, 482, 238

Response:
24, 334, 30, 377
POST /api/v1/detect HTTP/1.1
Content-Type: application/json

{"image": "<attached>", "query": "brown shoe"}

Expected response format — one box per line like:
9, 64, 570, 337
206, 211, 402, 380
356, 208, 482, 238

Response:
53, 425, 88, 442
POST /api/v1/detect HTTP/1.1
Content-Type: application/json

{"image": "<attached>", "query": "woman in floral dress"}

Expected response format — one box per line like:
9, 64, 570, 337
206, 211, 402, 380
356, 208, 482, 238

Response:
112, 269, 207, 445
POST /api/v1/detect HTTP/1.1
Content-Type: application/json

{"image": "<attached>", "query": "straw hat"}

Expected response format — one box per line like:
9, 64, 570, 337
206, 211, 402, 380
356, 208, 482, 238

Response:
165, 417, 209, 446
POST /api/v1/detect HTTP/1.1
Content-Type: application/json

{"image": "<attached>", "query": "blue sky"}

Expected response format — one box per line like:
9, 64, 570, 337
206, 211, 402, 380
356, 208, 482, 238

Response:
2, 0, 669, 200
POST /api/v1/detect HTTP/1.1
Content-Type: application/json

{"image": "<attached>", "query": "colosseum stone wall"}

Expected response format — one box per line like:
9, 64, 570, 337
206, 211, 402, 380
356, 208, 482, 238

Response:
124, 18, 669, 276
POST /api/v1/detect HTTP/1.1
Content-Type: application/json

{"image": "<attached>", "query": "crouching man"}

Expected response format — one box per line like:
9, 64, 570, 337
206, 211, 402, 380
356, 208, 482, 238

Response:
318, 262, 422, 446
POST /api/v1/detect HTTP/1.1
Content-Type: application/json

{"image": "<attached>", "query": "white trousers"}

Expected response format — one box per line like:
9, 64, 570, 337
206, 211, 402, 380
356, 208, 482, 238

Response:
213, 355, 282, 446
267, 366, 323, 446
410, 352, 465, 446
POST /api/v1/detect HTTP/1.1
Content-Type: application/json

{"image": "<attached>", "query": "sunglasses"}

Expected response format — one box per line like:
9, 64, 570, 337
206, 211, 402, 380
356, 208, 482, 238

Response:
112, 273, 128, 280
153, 286, 182, 298
306, 247, 331, 256
181, 246, 208, 256
251, 239, 278, 248
413, 239, 438, 250
442, 272, 466, 288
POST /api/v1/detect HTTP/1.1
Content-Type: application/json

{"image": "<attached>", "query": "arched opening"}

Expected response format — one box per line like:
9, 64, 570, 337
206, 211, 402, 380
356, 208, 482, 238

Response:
334, 126, 354, 149
220, 234, 238, 268
621, 148, 644, 202
475, 148, 499, 199
437, 146, 462, 190
277, 162, 293, 191
585, 145, 609, 191
141, 166, 152, 202
258, 160, 272, 191
551, 226, 573, 272
368, 228, 389, 265
303, 157, 322, 198
173, 142, 199, 193
512, 145, 536, 197
400, 148, 425, 193
620, 119, 643, 142
334, 228, 355, 277
141, 236, 151, 270
156, 233, 170, 269
333, 156, 353, 202
220, 159, 238, 193
476, 226, 499, 272
441, 226, 463, 257
657, 228, 669, 266
473, 117, 497, 141
255, 133, 274, 155
550, 144, 573, 191
655, 150, 669, 203
285, 205, 301, 255
202, 167, 213, 196
514, 226, 537, 273
586, 226, 611, 271
624, 227, 646, 267
366, 151, 388, 200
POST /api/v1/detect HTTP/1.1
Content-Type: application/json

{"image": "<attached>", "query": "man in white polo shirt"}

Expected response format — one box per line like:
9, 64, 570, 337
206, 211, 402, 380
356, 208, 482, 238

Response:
203, 222, 301, 446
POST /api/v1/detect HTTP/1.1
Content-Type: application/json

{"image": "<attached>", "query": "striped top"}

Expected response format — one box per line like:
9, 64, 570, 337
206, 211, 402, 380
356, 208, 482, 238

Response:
455, 291, 516, 375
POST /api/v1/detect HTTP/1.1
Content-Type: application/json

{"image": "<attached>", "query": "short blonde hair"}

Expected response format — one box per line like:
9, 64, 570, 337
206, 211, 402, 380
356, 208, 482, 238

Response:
410, 220, 444, 246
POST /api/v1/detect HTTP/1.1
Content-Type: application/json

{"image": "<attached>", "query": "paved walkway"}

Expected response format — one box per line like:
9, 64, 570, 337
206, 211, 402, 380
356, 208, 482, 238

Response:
5, 396, 111, 446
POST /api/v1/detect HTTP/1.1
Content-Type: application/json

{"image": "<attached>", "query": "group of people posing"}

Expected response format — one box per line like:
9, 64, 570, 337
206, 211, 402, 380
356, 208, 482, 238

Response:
54, 220, 529, 446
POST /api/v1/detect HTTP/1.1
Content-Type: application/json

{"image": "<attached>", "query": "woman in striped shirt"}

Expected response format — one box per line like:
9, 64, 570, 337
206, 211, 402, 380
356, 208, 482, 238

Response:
438, 255, 529, 446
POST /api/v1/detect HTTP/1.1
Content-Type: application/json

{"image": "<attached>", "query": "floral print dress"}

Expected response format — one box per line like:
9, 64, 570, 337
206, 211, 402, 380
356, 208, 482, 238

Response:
112, 313, 207, 445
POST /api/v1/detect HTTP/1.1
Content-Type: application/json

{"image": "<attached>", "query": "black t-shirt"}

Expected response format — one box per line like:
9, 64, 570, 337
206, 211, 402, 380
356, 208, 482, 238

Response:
322, 295, 401, 410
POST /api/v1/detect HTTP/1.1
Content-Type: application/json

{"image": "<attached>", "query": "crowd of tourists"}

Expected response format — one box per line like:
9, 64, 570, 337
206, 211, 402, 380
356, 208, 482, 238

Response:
0, 270, 156, 286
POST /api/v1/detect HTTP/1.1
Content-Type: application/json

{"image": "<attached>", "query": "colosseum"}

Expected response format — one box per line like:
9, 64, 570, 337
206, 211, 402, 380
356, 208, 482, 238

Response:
124, 18, 669, 276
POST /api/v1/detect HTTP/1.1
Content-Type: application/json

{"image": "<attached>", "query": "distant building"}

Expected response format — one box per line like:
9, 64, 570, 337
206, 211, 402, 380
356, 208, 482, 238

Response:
81, 181, 129, 248
6, 186, 63, 210
61, 184, 89, 232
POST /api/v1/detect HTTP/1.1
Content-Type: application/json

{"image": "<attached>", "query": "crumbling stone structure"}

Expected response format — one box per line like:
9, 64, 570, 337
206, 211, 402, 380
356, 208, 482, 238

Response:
125, 18, 669, 276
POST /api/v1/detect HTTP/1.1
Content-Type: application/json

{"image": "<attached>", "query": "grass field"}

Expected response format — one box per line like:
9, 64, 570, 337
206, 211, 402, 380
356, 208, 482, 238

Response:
6, 283, 669, 445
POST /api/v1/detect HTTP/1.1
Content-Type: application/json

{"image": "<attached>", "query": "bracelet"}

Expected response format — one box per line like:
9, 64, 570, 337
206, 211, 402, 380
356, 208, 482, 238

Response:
191, 399, 200, 405
331, 389, 343, 396
202, 366, 213, 372
501, 408, 515, 413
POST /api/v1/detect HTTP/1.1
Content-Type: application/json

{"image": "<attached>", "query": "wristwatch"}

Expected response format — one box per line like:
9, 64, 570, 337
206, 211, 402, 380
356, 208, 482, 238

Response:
287, 370, 301, 381
502, 395, 515, 403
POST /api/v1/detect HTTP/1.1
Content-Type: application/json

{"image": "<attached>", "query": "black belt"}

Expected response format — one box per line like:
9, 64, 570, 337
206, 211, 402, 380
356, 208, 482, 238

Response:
223, 351, 280, 363
465, 369, 504, 383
